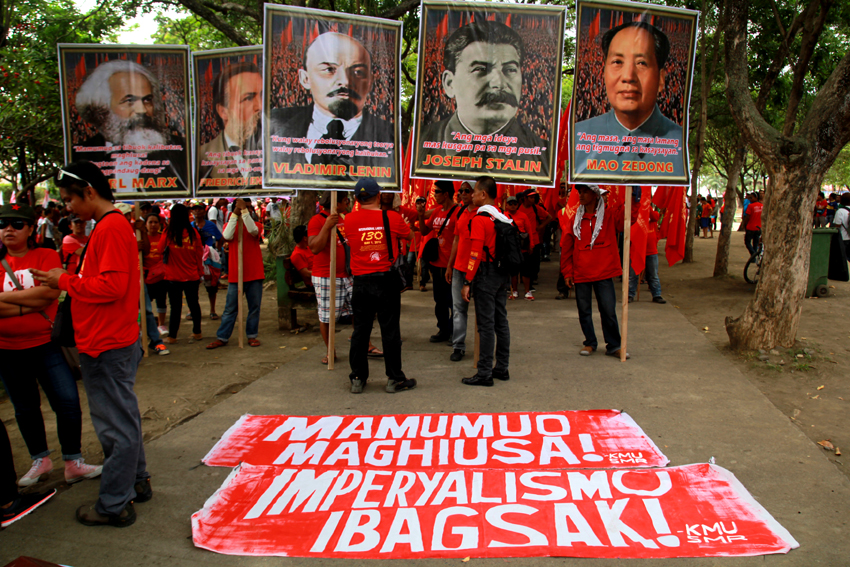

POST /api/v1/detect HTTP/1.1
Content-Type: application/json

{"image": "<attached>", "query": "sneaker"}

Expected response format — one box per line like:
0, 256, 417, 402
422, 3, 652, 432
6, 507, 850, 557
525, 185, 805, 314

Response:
524, 291, 534, 301
350, 379, 364, 394
606, 349, 631, 360
579, 346, 595, 356
64, 458, 102, 484
652, 296, 667, 304
628, 296, 634, 303
17, 457, 53, 487
429, 333, 450, 343
462, 374, 493, 387
1, 490, 56, 528
450, 349, 465, 362
154, 344, 170, 356
76, 501, 136, 528
511, 291, 519, 300
134, 478, 153, 503
492, 370, 510, 381
386, 378, 417, 393
157, 326, 169, 337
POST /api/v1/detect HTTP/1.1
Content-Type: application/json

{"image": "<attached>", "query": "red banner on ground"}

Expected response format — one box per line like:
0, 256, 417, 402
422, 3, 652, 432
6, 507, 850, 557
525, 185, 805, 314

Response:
202, 410, 669, 470
192, 463, 798, 558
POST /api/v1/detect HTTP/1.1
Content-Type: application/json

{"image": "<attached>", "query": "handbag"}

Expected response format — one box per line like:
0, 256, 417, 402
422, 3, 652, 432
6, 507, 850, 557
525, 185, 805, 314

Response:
421, 205, 458, 264
1, 257, 82, 380
382, 210, 409, 292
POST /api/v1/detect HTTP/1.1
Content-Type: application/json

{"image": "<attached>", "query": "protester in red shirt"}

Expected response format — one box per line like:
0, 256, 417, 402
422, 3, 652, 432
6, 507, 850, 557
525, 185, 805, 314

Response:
0, 202, 102, 490
814, 192, 828, 228
207, 198, 265, 349
628, 192, 665, 304
290, 225, 314, 285
61, 215, 88, 274
445, 181, 476, 361
505, 196, 530, 299
143, 214, 167, 332
560, 184, 628, 359
517, 190, 553, 300
35, 161, 150, 527
461, 176, 511, 386
159, 204, 203, 343
700, 196, 714, 239
742, 192, 763, 256
308, 192, 353, 363
343, 179, 414, 394
417, 180, 461, 343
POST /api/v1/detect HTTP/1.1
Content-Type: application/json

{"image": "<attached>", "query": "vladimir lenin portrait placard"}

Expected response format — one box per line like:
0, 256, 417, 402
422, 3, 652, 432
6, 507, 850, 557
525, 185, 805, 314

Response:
263, 5, 402, 191
58, 44, 192, 198
411, 1, 566, 187
193, 46, 280, 197
569, 0, 698, 186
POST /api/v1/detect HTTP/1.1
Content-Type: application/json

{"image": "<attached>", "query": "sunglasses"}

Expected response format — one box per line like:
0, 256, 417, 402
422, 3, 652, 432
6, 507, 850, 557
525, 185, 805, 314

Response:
0, 219, 29, 230
57, 169, 87, 183
433, 190, 445, 195
459, 189, 472, 194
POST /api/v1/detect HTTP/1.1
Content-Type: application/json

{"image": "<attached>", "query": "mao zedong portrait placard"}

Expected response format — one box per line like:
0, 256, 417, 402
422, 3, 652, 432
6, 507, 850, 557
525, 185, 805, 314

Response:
72, 59, 188, 193
269, 31, 394, 182
198, 62, 263, 188
418, 20, 549, 179
574, 21, 685, 179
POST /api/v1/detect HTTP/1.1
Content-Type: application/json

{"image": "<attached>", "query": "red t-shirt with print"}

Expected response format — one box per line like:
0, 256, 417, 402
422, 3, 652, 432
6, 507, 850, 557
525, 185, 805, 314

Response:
58, 211, 140, 357
307, 208, 347, 278
160, 228, 204, 282
0, 248, 61, 350
343, 209, 410, 276
745, 202, 763, 231
425, 205, 460, 268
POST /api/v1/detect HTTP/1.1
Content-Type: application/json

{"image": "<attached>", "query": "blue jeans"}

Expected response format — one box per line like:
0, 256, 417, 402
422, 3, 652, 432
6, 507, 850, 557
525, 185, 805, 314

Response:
216, 279, 263, 342
472, 263, 510, 378
574, 278, 621, 354
629, 254, 662, 299
143, 284, 163, 348
451, 268, 470, 351
0, 342, 83, 461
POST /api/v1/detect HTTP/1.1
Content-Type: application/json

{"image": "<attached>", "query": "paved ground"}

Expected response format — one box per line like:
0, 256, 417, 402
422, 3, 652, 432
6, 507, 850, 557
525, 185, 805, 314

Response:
3, 259, 849, 566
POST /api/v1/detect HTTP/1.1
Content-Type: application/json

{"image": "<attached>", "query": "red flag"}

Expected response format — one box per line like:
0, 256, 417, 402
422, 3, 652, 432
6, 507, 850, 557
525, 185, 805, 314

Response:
554, 100, 571, 198
663, 187, 687, 266
505, 14, 512, 27
401, 143, 414, 208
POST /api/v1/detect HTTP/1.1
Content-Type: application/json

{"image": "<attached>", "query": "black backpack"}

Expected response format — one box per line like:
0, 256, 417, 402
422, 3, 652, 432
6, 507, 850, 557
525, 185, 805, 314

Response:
474, 211, 524, 276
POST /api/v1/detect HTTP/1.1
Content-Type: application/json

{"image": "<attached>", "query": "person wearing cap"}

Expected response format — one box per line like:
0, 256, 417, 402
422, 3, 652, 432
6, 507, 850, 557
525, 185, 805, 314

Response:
445, 181, 476, 362
32, 161, 150, 527
342, 178, 416, 394
559, 184, 629, 359
61, 214, 88, 274
0, 200, 104, 491
517, 189, 552, 300
190, 203, 224, 320
460, 176, 512, 386
206, 198, 265, 349
416, 180, 461, 343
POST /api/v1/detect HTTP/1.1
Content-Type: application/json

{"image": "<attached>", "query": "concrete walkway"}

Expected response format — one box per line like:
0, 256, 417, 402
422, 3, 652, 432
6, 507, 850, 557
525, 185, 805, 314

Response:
3, 260, 849, 565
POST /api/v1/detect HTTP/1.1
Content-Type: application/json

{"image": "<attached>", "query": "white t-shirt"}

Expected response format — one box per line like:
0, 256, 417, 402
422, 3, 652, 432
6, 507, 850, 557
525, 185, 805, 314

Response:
833, 207, 850, 240
208, 206, 224, 233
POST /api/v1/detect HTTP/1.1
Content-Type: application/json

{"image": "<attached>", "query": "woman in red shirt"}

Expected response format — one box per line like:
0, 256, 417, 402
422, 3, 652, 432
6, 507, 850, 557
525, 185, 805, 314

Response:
143, 214, 168, 333
159, 204, 204, 343
61, 215, 88, 274
0, 202, 101, 488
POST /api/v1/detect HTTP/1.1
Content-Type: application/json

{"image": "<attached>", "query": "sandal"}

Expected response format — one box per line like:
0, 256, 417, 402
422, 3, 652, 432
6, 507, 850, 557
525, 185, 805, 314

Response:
210, 313, 220, 320
206, 339, 227, 350
367, 346, 384, 358
248, 338, 261, 347
321, 352, 339, 365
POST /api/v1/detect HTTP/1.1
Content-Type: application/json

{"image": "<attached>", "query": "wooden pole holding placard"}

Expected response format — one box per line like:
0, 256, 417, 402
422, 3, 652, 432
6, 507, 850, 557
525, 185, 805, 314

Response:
135, 205, 148, 358
237, 214, 244, 349
620, 186, 633, 362
327, 192, 338, 370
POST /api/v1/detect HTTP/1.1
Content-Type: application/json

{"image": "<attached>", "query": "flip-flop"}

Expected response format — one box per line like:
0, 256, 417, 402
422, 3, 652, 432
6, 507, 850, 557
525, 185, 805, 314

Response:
367, 346, 384, 358
210, 313, 220, 320
248, 338, 261, 347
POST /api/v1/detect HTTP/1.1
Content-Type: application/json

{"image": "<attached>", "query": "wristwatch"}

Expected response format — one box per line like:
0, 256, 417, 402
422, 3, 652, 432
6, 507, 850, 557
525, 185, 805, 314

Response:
463, 279, 472, 286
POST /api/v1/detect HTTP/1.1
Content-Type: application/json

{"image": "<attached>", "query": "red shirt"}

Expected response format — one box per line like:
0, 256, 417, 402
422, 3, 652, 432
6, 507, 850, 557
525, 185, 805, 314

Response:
520, 203, 547, 248
396, 206, 418, 255
58, 211, 140, 357
62, 234, 88, 274
144, 233, 163, 271
307, 208, 347, 278
815, 199, 828, 217
560, 203, 624, 284
0, 248, 61, 350
227, 222, 265, 283
425, 204, 461, 268
290, 245, 313, 273
466, 211, 498, 281
343, 209, 411, 276
701, 203, 713, 218
160, 228, 204, 282
745, 202, 763, 231
507, 210, 530, 251
453, 205, 478, 273
646, 210, 660, 256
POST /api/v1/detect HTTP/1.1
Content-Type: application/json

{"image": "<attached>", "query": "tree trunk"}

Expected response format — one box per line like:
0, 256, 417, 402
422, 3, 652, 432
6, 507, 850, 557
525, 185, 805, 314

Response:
290, 190, 317, 229
713, 143, 746, 276
725, 164, 822, 349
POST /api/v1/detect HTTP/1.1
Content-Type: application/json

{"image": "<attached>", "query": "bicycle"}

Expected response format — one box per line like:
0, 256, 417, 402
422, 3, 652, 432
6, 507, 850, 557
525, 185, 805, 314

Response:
744, 242, 763, 284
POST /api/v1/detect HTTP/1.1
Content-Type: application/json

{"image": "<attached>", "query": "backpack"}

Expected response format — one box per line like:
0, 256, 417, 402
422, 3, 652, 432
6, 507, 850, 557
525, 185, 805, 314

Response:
474, 211, 523, 276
